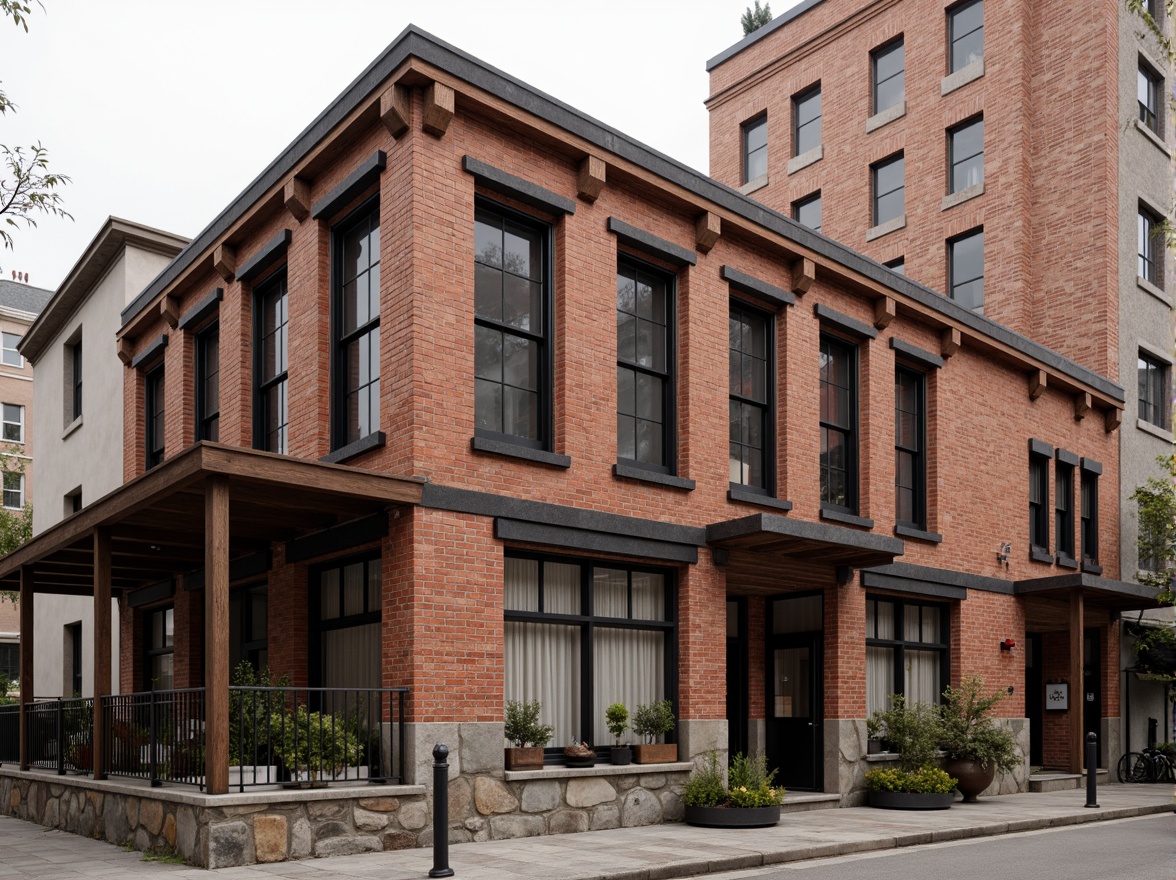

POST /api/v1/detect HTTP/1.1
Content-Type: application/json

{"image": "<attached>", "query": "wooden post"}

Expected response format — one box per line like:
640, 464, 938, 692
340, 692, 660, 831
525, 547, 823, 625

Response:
92, 528, 112, 780
204, 475, 230, 794
18, 565, 33, 770
1069, 590, 1084, 774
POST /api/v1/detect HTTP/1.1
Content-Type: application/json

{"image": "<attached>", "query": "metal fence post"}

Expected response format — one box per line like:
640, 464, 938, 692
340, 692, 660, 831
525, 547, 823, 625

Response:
1084, 732, 1099, 808
428, 743, 454, 878
56, 698, 64, 775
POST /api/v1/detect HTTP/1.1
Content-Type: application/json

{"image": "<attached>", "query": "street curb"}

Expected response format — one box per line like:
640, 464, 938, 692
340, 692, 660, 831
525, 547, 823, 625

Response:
583, 802, 1175, 880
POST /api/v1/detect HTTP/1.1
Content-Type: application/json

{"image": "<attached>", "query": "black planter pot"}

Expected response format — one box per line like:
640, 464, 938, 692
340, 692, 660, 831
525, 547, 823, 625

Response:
684, 804, 782, 828
610, 746, 632, 766
943, 758, 995, 803
564, 755, 596, 768
867, 790, 953, 810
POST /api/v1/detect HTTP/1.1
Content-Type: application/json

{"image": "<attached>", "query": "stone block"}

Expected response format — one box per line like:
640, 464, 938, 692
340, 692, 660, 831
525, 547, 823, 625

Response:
162, 811, 176, 847
134, 827, 151, 853
354, 807, 389, 831
474, 777, 518, 814
547, 810, 589, 835
290, 817, 312, 859
658, 789, 684, 822
77, 802, 97, 839
125, 797, 140, 829
520, 779, 560, 812
359, 796, 400, 812
639, 774, 666, 789
448, 776, 473, 822
460, 722, 506, 773
139, 798, 164, 836
208, 820, 254, 869
463, 816, 486, 833
315, 834, 382, 858
104, 796, 130, 844
566, 777, 616, 807
590, 804, 620, 830
398, 800, 428, 830
42, 796, 59, 829
620, 788, 662, 827
306, 800, 348, 821
679, 718, 728, 762
488, 813, 546, 840
383, 830, 416, 850
405, 722, 461, 785
314, 820, 351, 843
175, 805, 198, 862
253, 815, 288, 863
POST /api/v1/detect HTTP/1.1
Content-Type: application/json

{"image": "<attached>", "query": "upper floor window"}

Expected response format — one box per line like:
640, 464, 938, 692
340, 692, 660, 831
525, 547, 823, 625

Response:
2, 472, 22, 510
1, 333, 20, 368
948, 116, 984, 193
1138, 60, 1161, 136
195, 324, 219, 442
145, 366, 165, 470
333, 203, 381, 448
1138, 350, 1171, 430
884, 257, 906, 275
1138, 204, 1163, 287
872, 152, 905, 226
742, 115, 768, 184
820, 334, 857, 513
793, 85, 822, 156
255, 274, 289, 455
1029, 446, 1049, 554
895, 367, 925, 529
948, 228, 984, 310
948, 0, 983, 73
1081, 466, 1099, 565
793, 192, 822, 232
69, 338, 82, 422
729, 301, 772, 492
2, 404, 22, 443
872, 38, 905, 114
617, 258, 674, 472
1055, 457, 1074, 561
475, 202, 551, 449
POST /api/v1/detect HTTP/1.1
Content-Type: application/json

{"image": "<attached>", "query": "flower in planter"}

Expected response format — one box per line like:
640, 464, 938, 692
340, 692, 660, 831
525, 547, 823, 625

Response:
683, 752, 784, 808
865, 765, 956, 794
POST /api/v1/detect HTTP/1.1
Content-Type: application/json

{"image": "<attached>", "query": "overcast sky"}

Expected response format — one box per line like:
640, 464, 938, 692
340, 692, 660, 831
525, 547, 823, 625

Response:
0, 0, 801, 292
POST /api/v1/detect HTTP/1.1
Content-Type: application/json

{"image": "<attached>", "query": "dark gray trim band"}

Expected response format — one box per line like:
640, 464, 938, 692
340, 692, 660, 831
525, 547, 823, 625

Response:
1055, 447, 1079, 467
1029, 438, 1054, 458
862, 573, 966, 601
1013, 572, 1156, 602
613, 462, 696, 491
287, 512, 388, 564
1081, 457, 1103, 475
130, 334, 168, 370
1055, 553, 1079, 570
862, 562, 1014, 595
1030, 547, 1054, 564
820, 506, 875, 529
127, 578, 175, 608
183, 550, 272, 591
721, 265, 795, 308
706, 512, 903, 555
421, 483, 706, 547
608, 217, 697, 267
494, 518, 698, 564
237, 230, 292, 284
463, 156, 576, 216
310, 150, 387, 220
727, 486, 793, 512
1083, 561, 1103, 575
890, 337, 944, 369
176, 287, 224, 331
471, 436, 571, 468
894, 524, 943, 544
814, 303, 878, 340
320, 431, 386, 464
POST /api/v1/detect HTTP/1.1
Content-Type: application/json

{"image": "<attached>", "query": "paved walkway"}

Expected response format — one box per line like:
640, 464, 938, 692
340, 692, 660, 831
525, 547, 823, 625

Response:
0, 785, 1170, 878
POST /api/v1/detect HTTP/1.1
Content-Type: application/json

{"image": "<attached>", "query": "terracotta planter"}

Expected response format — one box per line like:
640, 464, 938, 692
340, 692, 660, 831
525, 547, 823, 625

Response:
867, 790, 953, 810
684, 804, 781, 828
944, 758, 995, 803
610, 746, 632, 766
633, 743, 677, 764
504, 747, 545, 771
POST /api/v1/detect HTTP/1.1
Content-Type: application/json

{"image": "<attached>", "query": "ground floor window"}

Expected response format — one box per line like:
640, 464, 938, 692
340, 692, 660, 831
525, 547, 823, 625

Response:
230, 584, 268, 671
143, 606, 174, 691
504, 552, 676, 748
0, 641, 17, 683
865, 596, 948, 716
311, 555, 381, 694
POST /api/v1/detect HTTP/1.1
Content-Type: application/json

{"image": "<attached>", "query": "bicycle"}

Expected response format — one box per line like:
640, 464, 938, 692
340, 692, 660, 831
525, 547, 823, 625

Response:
1117, 747, 1175, 783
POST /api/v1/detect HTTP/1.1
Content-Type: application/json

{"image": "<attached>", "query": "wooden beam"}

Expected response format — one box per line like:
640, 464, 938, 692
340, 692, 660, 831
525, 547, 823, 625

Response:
577, 155, 606, 202
695, 212, 721, 253
940, 327, 961, 359
213, 244, 236, 282
1074, 392, 1091, 421
283, 178, 311, 222
204, 475, 230, 795
92, 528, 111, 780
1029, 370, 1047, 400
1104, 408, 1121, 433
1069, 591, 1084, 774
18, 565, 32, 770
791, 257, 814, 295
159, 296, 180, 329
422, 81, 455, 137
379, 84, 411, 138
116, 337, 134, 366
873, 296, 895, 330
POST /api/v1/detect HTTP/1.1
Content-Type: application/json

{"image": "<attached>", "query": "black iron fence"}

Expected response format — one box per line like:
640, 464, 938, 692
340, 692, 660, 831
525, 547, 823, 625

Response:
0, 703, 18, 764
22, 697, 93, 774
102, 688, 206, 786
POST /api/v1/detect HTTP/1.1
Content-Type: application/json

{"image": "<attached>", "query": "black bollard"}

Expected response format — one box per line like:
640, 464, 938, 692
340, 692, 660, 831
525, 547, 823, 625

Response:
1084, 732, 1099, 808
428, 743, 455, 878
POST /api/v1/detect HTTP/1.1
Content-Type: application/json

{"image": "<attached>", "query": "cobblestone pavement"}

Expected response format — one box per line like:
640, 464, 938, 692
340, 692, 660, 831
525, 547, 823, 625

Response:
0, 784, 1170, 878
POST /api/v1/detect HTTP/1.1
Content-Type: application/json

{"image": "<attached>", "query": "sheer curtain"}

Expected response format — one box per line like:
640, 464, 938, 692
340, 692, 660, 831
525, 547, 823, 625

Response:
904, 649, 940, 706
592, 628, 664, 744
866, 645, 894, 716
505, 621, 580, 746
321, 623, 380, 690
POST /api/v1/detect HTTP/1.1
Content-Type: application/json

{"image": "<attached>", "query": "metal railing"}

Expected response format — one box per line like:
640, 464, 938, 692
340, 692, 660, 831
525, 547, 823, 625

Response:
0, 703, 18, 764
24, 697, 93, 774
102, 688, 205, 786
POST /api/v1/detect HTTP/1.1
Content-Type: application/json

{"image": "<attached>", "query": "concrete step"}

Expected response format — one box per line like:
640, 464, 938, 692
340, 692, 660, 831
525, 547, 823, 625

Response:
780, 792, 841, 813
1029, 768, 1109, 792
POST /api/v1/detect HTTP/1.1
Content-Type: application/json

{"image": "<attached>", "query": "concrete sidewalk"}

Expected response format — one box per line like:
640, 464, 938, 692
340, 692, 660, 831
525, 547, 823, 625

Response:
0, 785, 1171, 878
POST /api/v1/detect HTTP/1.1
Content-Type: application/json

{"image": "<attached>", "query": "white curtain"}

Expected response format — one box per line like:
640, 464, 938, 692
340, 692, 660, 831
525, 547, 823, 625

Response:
592, 628, 664, 744
594, 568, 627, 617
505, 558, 539, 611
544, 562, 580, 613
321, 623, 381, 690
504, 621, 580, 747
631, 573, 665, 620
866, 645, 894, 716
905, 648, 940, 706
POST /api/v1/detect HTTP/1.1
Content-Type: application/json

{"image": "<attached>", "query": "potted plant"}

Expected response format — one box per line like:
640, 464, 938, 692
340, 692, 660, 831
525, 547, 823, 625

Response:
563, 740, 595, 768
938, 676, 1022, 802
632, 699, 677, 764
270, 705, 359, 786
864, 695, 955, 810
866, 715, 883, 755
605, 703, 632, 765
683, 752, 784, 828
503, 699, 553, 771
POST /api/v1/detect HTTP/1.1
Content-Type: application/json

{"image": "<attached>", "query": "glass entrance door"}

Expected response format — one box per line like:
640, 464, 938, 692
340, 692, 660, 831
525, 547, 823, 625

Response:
766, 594, 823, 791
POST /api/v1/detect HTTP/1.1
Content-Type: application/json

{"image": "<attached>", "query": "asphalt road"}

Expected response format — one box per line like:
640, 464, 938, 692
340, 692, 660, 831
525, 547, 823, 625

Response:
709, 814, 1176, 880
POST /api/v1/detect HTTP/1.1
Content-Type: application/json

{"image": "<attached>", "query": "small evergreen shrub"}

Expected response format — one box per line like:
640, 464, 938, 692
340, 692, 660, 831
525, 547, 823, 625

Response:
865, 766, 957, 794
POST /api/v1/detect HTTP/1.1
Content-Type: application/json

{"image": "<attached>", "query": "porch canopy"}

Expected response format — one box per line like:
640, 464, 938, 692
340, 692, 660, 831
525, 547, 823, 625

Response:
706, 512, 904, 593
0, 441, 423, 792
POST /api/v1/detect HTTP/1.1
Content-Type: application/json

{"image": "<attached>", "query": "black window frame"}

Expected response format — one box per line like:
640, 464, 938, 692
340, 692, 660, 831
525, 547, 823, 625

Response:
142, 605, 174, 692
1138, 204, 1164, 287
1138, 59, 1161, 136
330, 198, 381, 451
865, 595, 950, 707
0, 641, 19, 682
729, 298, 775, 495
884, 257, 906, 275
871, 37, 905, 115
1029, 448, 1050, 555
616, 254, 677, 475
1138, 350, 1171, 430
195, 322, 220, 443
872, 152, 905, 226
70, 338, 82, 421
895, 365, 926, 530
474, 199, 554, 451
229, 582, 269, 672
947, 0, 984, 74
1055, 458, 1075, 561
792, 84, 822, 156
503, 549, 678, 760
819, 333, 859, 514
948, 227, 984, 310
948, 115, 984, 194
145, 364, 165, 470
253, 271, 290, 455
1080, 467, 1099, 566
793, 191, 822, 232
742, 114, 768, 184
308, 552, 382, 690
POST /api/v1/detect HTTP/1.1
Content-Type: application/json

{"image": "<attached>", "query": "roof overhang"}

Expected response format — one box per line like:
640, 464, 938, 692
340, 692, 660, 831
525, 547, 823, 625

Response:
0, 442, 423, 596
1015, 572, 1160, 612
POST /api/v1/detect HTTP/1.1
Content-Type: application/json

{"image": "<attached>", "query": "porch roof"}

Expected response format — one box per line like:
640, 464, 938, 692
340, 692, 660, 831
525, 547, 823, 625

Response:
0, 442, 424, 596
1014, 572, 1160, 614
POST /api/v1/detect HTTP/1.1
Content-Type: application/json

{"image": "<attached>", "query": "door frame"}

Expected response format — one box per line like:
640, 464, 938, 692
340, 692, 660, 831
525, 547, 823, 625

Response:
765, 592, 824, 792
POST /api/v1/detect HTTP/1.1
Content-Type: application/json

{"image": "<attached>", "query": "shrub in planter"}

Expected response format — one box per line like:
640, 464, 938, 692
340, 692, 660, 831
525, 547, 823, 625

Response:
683, 752, 784, 827
503, 699, 554, 770
632, 699, 676, 763
865, 766, 956, 794
938, 676, 1021, 801
866, 695, 955, 810
270, 705, 359, 783
605, 703, 631, 765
